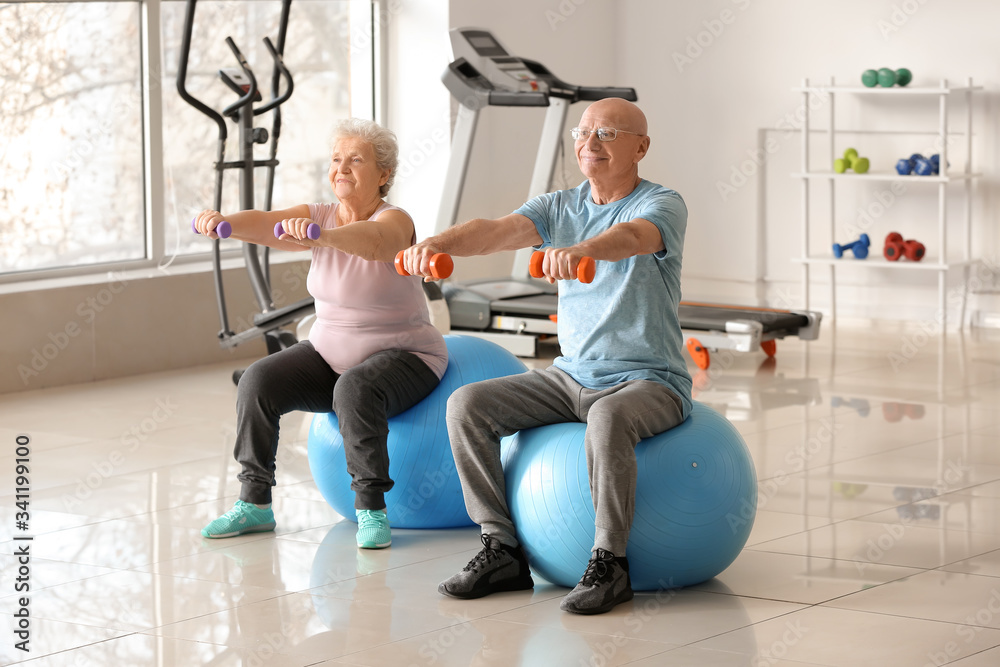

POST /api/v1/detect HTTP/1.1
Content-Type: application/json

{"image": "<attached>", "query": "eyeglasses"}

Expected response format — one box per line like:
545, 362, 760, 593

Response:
570, 127, 643, 142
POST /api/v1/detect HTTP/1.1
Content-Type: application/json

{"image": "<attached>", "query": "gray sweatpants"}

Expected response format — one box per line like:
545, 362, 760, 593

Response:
234, 341, 440, 509
446, 366, 685, 556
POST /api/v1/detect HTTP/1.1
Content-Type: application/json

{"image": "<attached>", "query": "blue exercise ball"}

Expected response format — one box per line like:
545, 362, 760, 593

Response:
500, 402, 757, 590
308, 335, 527, 529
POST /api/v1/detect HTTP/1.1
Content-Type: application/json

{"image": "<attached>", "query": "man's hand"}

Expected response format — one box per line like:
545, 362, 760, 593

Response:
534, 247, 591, 284
400, 242, 448, 281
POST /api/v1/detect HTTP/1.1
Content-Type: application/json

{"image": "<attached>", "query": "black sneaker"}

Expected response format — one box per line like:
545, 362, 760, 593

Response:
560, 549, 634, 615
438, 534, 534, 599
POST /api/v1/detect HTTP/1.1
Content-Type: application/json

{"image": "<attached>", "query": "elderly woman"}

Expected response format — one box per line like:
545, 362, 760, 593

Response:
193, 119, 447, 548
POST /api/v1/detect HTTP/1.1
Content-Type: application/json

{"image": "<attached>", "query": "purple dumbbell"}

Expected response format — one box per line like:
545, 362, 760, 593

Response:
191, 218, 231, 239
274, 221, 321, 240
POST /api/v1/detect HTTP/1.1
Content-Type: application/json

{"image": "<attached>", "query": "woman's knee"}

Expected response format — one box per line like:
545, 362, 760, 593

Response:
332, 368, 382, 414
236, 358, 275, 407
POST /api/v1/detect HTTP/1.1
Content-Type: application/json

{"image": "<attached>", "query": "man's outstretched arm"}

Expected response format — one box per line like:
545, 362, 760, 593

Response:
400, 213, 543, 280
535, 218, 664, 282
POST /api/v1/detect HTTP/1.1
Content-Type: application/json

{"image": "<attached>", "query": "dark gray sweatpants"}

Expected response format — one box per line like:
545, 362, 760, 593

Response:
234, 341, 440, 509
446, 366, 685, 557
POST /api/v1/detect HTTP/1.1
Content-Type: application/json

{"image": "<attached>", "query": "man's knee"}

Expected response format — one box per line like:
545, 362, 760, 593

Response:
588, 404, 639, 441
585, 407, 640, 475
446, 381, 491, 420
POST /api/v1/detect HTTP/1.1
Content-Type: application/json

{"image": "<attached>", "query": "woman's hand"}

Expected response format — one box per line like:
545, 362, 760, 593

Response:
275, 218, 322, 246
193, 210, 229, 240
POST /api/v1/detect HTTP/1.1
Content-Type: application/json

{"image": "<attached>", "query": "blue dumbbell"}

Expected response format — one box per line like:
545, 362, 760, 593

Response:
913, 156, 935, 176
929, 154, 946, 175
896, 158, 914, 175
833, 233, 870, 259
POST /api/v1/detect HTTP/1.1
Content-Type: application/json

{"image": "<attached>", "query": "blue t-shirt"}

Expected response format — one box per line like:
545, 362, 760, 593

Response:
514, 178, 693, 418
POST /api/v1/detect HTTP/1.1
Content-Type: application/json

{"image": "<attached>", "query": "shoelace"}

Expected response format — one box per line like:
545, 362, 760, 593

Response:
357, 510, 383, 528
579, 548, 615, 587
221, 501, 250, 522
464, 534, 502, 573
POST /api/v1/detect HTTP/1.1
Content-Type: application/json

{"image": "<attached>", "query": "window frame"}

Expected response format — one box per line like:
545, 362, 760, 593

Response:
0, 0, 378, 285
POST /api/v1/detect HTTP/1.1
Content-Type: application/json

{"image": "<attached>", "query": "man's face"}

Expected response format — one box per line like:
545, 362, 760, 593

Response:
573, 107, 648, 181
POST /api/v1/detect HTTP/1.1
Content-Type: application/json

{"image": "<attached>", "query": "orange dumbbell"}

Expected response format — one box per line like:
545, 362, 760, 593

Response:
529, 251, 596, 283
394, 250, 454, 280
883, 232, 925, 262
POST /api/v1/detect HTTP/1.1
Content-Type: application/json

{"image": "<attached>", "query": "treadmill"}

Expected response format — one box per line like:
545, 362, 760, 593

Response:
680, 303, 822, 370
435, 27, 637, 357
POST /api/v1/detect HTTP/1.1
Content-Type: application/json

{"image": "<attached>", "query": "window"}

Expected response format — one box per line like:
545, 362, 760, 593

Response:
0, 0, 374, 279
0, 2, 144, 273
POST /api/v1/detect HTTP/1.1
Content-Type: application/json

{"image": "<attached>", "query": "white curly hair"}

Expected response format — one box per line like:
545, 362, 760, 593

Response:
332, 118, 399, 197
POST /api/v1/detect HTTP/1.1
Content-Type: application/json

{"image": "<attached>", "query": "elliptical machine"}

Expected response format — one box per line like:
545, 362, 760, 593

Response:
177, 0, 315, 384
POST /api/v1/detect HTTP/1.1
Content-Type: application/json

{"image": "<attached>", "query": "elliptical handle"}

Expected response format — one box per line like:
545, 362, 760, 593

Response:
255, 36, 294, 116
176, 0, 228, 141
221, 36, 259, 118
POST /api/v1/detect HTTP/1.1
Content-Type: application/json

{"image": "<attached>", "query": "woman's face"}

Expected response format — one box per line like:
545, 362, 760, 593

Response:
328, 136, 389, 202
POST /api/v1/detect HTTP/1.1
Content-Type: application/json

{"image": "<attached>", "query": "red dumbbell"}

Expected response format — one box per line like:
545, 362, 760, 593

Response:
394, 250, 454, 280
883, 232, 925, 262
529, 251, 596, 283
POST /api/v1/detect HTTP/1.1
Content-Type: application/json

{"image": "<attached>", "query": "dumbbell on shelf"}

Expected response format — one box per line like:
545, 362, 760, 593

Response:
861, 67, 912, 88
833, 233, 870, 259
895, 153, 945, 176
883, 232, 925, 262
834, 147, 870, 174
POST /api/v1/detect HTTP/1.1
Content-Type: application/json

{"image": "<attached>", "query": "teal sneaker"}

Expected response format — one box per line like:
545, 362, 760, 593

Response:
201, 500, 276, 539
356, 509, 391, 549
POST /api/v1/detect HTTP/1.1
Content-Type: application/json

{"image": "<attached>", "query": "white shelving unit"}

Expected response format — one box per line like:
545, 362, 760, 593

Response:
793, 77, 981, 329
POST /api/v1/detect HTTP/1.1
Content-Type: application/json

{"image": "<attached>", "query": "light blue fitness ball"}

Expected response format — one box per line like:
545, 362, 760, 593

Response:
500, 402, 757, 590
308, 335, 527, 529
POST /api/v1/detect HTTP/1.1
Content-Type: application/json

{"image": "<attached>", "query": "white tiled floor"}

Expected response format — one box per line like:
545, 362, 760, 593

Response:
2, 321, 999, 666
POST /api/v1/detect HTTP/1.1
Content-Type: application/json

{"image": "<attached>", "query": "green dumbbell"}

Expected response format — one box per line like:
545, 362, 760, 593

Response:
877, 67, 897, 87
835, 148, 870, 174
862, 68, 913, 88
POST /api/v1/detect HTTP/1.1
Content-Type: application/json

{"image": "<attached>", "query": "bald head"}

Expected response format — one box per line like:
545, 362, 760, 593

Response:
574, 98, 650, 202
581, 98, 648, 136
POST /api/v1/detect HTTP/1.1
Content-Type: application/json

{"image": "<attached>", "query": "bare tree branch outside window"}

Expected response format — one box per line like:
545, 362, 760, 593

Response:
1, 0, 355, 275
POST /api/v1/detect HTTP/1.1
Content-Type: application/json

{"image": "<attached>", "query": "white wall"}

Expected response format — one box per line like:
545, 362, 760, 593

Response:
618, 0, 1000, 324
414, 0, 1000, 325
383, 0, 451, 243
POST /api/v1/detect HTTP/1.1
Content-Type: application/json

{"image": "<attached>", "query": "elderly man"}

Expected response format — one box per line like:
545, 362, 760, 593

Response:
401, 98, 692, 615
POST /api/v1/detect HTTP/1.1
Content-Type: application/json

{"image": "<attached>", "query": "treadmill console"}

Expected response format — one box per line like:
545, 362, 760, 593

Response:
450, 28, 548, 94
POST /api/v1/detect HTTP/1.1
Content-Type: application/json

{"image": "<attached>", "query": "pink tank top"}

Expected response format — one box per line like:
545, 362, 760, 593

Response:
306, 202, 448, 378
